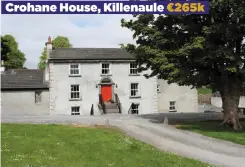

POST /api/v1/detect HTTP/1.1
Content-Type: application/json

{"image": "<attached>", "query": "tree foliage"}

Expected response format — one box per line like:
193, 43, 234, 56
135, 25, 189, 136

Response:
121, 0, 245, 130
1, 35, 26, 69
38, 36, 72, 69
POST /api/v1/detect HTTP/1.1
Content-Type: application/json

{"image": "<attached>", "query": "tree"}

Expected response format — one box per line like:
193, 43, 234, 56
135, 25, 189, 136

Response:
38, 47, 48, 70
38, 36, 72, 69
1, 35, 26, 69
121, 0, 245, 130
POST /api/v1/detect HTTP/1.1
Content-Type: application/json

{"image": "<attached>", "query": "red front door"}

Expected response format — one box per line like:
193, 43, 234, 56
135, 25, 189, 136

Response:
101, 85, 112, 102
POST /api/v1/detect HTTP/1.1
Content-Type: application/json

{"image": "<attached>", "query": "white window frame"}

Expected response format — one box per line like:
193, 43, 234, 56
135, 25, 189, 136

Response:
70, 85, 81, 100
131, 103, 140, 114
69, 63, 81, 76
169, 101, 176, 112
35, 91, 41, 104
71, 106, 80, 115
130, 83, 141, 98
101, 63, 111, 75
157, 84, 160, 93
129, 62, 138, 75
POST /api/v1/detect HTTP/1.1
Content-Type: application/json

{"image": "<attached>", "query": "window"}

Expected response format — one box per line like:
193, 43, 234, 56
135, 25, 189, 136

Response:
35, 92, 41, 103
101, 63, 110, 75
71, 106, 80, 115
129, 63, 138, 75
157, 85, 160, 93
70, 63, 80, 76
70, 85, 80, 100
130, 83, 140, 97
131, 103, 139, 114
169, 101, 176, 112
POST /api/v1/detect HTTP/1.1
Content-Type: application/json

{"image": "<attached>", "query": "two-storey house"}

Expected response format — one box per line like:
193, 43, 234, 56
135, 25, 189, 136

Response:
45, 37, 198, 115
1, 37, 198, 116
45, 37, 159, 115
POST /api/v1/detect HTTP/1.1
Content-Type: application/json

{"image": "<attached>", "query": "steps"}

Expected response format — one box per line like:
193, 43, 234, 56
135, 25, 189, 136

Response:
104, 103, 120, 114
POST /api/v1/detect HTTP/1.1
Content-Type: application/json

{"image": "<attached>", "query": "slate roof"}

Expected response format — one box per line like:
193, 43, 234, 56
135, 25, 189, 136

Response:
49, 48, 135, 60
1, 69, 49, 89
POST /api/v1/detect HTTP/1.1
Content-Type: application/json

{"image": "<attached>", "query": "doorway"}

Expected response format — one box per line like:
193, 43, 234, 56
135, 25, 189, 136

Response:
99, 77, 114, 102
101, 85, 112, 102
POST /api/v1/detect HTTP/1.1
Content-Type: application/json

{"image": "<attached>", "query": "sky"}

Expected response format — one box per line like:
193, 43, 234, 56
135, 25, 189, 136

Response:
1, 14, 135, 68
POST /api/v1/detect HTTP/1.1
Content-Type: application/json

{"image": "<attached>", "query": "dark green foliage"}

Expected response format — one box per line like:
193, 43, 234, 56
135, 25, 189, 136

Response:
121, 0, 245, 95
1, 35, 26, 69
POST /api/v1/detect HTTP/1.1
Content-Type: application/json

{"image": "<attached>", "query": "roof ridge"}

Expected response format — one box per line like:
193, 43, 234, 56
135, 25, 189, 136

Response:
54, 47, 123, 49
50, 47, 134, 60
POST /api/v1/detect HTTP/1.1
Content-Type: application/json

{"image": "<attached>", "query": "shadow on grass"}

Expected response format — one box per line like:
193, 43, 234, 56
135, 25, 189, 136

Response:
175, 119, 245, 145
138, 112, 222, 123
137, 113, 245, 145
175, 119, 245, 133
137, 113, 245, 132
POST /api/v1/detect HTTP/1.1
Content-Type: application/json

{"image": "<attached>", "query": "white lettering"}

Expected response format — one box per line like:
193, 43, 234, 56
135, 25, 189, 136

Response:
60, 3, 69, 12
138, 5, 145, 12
103, 2, 164, 13
84, 5, 91, 12
6, 3, 57, 12
19, 5, 26, 12
4, 2, 164, 13
97, 8, 101, 14
5, 3, 14, 12
124, 5, 130, 12
69, 5, 76, 12
60, 3, 97, 12
104, 3, 112, 12
50, 5, 57, 12
90, 5, 97, 12
14, 5, 20, 12
157, 5, 164, 12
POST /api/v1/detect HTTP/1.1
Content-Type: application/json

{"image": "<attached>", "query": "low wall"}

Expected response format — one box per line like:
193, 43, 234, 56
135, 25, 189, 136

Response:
211, 96, 245, 108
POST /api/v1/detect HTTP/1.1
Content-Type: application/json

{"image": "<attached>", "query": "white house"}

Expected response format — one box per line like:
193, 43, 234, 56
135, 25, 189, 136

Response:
1, 37, 198, 116
45, 37, 198, 115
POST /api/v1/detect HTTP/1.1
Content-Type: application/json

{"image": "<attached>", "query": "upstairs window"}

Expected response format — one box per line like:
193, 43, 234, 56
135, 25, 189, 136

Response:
101, 63, 110, 75
70, 63, 80, 76
130, 83, 140, 97
169, 101, 176, 112
71, 106, 80, 115
70, 85, 80, 100
129, 63, 138, 75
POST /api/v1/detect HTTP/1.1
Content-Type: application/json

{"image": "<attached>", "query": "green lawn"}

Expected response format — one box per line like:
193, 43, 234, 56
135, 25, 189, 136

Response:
176, 119, 245, 145
1, 124, 210, 167
197, 88, 212, 95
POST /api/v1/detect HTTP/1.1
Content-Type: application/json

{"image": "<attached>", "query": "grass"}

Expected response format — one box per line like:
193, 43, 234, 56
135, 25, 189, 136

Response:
176, 119, 245, 145
197, 88, 212, 95
1, 124, 211, 167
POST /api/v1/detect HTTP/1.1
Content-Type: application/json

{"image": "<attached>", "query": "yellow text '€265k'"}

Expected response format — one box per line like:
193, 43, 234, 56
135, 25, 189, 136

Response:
167, 3, 205, 13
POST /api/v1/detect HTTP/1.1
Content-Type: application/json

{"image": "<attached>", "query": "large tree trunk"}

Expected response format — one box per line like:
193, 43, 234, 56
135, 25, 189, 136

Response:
219, 81, 242, 131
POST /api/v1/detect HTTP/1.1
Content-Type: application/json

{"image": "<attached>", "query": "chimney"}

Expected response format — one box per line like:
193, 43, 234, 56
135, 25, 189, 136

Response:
44, 36, 53, 82
45, 36, 52, 60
